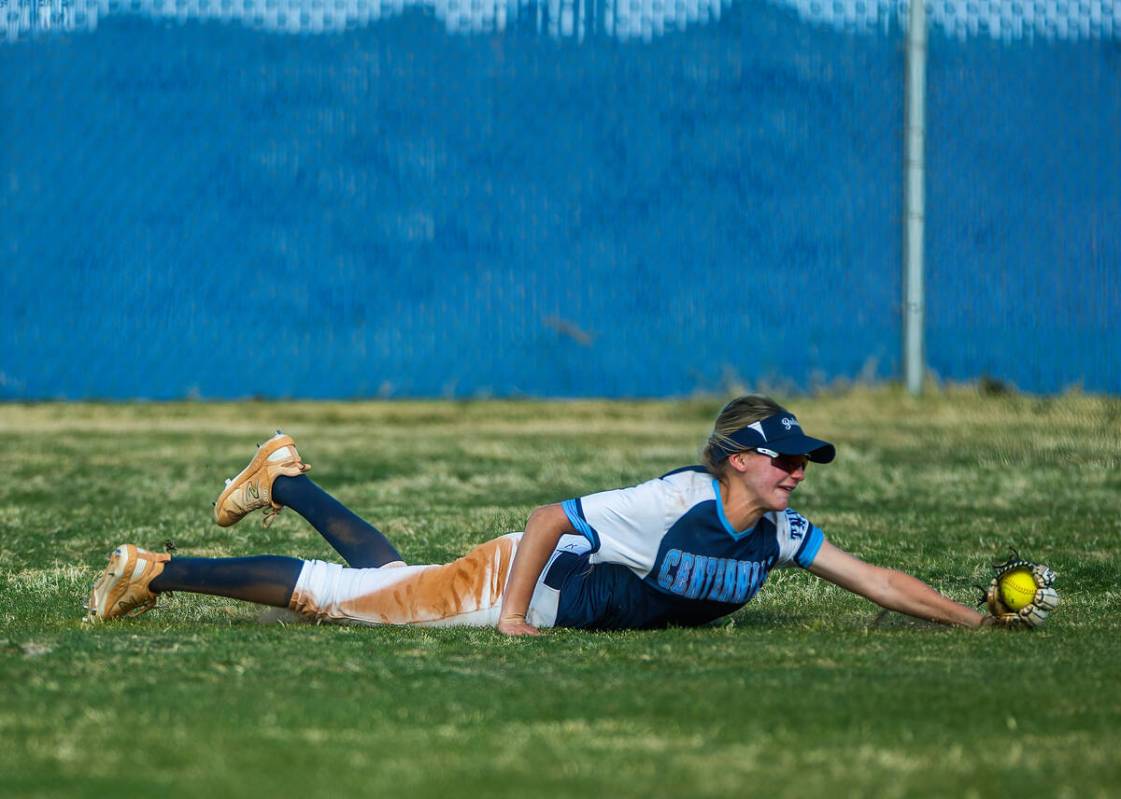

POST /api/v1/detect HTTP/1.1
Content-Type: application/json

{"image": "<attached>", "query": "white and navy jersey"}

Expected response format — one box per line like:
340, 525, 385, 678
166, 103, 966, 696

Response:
549, 466, 826, 630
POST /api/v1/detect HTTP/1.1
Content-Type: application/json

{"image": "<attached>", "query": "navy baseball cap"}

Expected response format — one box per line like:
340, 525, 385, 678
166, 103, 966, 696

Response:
712, 411, 836, 464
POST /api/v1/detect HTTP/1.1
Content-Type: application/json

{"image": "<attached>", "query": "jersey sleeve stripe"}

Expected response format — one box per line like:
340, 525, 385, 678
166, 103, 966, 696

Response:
562, 498, 601, 553
794, 526, 825, 569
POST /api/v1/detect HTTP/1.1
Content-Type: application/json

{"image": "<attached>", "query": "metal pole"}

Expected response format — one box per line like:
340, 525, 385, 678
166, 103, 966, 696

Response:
903, 0, 927, 395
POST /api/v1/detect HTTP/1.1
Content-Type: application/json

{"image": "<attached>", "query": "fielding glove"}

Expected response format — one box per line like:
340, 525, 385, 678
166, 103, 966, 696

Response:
981, 550, 1060, 629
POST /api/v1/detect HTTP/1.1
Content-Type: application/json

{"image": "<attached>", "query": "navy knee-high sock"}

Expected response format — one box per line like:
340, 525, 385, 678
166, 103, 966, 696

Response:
271, 475, 403, 568
151, 556, 304, 607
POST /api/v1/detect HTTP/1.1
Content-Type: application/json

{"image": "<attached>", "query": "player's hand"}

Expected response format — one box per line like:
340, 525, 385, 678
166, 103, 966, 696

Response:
497, 615, 541, 637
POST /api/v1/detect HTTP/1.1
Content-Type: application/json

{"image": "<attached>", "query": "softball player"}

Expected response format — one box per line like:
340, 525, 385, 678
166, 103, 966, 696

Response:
86, 395, 989, 632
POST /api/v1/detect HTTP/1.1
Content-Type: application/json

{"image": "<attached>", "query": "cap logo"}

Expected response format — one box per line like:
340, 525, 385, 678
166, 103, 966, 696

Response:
781, 417, 799, 431
748, 421, 766, 441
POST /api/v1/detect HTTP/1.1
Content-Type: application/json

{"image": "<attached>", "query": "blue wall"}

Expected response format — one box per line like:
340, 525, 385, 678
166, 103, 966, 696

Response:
925, 33, 1120, 393
1, 2, 1117, 398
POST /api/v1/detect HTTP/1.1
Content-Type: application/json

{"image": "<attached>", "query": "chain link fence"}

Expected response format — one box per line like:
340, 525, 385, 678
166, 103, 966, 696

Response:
1, 1, 1117, 398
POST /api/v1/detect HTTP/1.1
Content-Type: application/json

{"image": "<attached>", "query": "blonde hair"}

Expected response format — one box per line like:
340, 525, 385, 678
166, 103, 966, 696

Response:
701, 394, 785, 475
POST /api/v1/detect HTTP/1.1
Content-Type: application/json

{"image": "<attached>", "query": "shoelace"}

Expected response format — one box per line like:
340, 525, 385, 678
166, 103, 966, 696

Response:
123, 596, 159, 617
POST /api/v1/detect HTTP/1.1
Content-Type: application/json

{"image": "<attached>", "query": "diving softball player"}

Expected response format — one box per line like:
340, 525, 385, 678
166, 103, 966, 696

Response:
85, 395, 996, 631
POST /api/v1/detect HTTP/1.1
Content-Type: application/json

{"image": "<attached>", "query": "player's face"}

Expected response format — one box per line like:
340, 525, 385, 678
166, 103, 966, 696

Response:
738, 450, 808, 511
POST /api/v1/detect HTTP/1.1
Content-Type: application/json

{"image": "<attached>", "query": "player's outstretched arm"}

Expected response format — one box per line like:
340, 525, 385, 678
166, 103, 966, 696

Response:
497, 503, 574, 637
807, 540, 985, 628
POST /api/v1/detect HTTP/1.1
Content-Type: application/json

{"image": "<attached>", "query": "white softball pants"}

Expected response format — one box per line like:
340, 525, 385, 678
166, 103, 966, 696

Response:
288, 533, 586, 628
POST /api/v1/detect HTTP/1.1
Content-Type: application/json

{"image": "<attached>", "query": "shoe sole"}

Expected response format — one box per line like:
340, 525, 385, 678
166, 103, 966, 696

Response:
85, 545, 137, 622
213, 433, 298, 527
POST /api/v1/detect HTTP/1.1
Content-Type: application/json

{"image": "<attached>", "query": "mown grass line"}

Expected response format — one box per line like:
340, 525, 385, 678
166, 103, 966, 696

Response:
1, 389, 1119, 797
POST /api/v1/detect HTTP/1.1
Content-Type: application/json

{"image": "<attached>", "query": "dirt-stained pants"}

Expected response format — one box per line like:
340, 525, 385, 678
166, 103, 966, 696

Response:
288, 533, 576, 628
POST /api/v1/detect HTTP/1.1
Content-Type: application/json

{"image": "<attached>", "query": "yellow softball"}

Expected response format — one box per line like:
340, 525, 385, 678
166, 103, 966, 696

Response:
1000, 569, 1037, 611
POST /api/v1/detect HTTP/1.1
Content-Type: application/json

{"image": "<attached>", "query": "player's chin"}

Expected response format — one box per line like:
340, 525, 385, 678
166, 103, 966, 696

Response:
771, 488, 794, 510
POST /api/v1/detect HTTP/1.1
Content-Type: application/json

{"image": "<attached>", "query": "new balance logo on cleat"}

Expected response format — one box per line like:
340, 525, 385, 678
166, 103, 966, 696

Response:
213, 432, 310, 528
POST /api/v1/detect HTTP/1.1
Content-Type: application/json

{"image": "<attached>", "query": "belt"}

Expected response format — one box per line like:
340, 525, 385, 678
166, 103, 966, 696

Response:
544, 551, 586, 590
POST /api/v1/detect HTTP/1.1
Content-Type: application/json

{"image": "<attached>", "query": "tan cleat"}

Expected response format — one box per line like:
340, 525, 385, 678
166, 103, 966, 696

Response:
213, 432, 310, 528
84, 544, 171, 622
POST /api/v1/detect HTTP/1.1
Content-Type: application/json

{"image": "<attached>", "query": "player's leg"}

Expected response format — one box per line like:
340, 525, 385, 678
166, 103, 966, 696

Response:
271, 475, 404, 568
84, 544, 303, 621
150, 554, 304, 606
87, 534, 563, 628
86, 541, 476, 625
85, 540, 499, 624
214, 433, 404, 568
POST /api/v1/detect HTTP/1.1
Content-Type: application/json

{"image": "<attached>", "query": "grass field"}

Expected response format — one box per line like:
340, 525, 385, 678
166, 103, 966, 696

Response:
2, 389, 1119, 798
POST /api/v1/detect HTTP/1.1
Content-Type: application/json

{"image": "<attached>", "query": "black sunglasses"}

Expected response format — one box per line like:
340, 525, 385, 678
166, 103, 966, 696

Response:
755, 448, 810, 473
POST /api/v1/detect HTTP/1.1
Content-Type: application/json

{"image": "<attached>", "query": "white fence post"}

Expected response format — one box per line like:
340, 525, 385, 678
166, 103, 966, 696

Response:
904, 0, 927, 395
